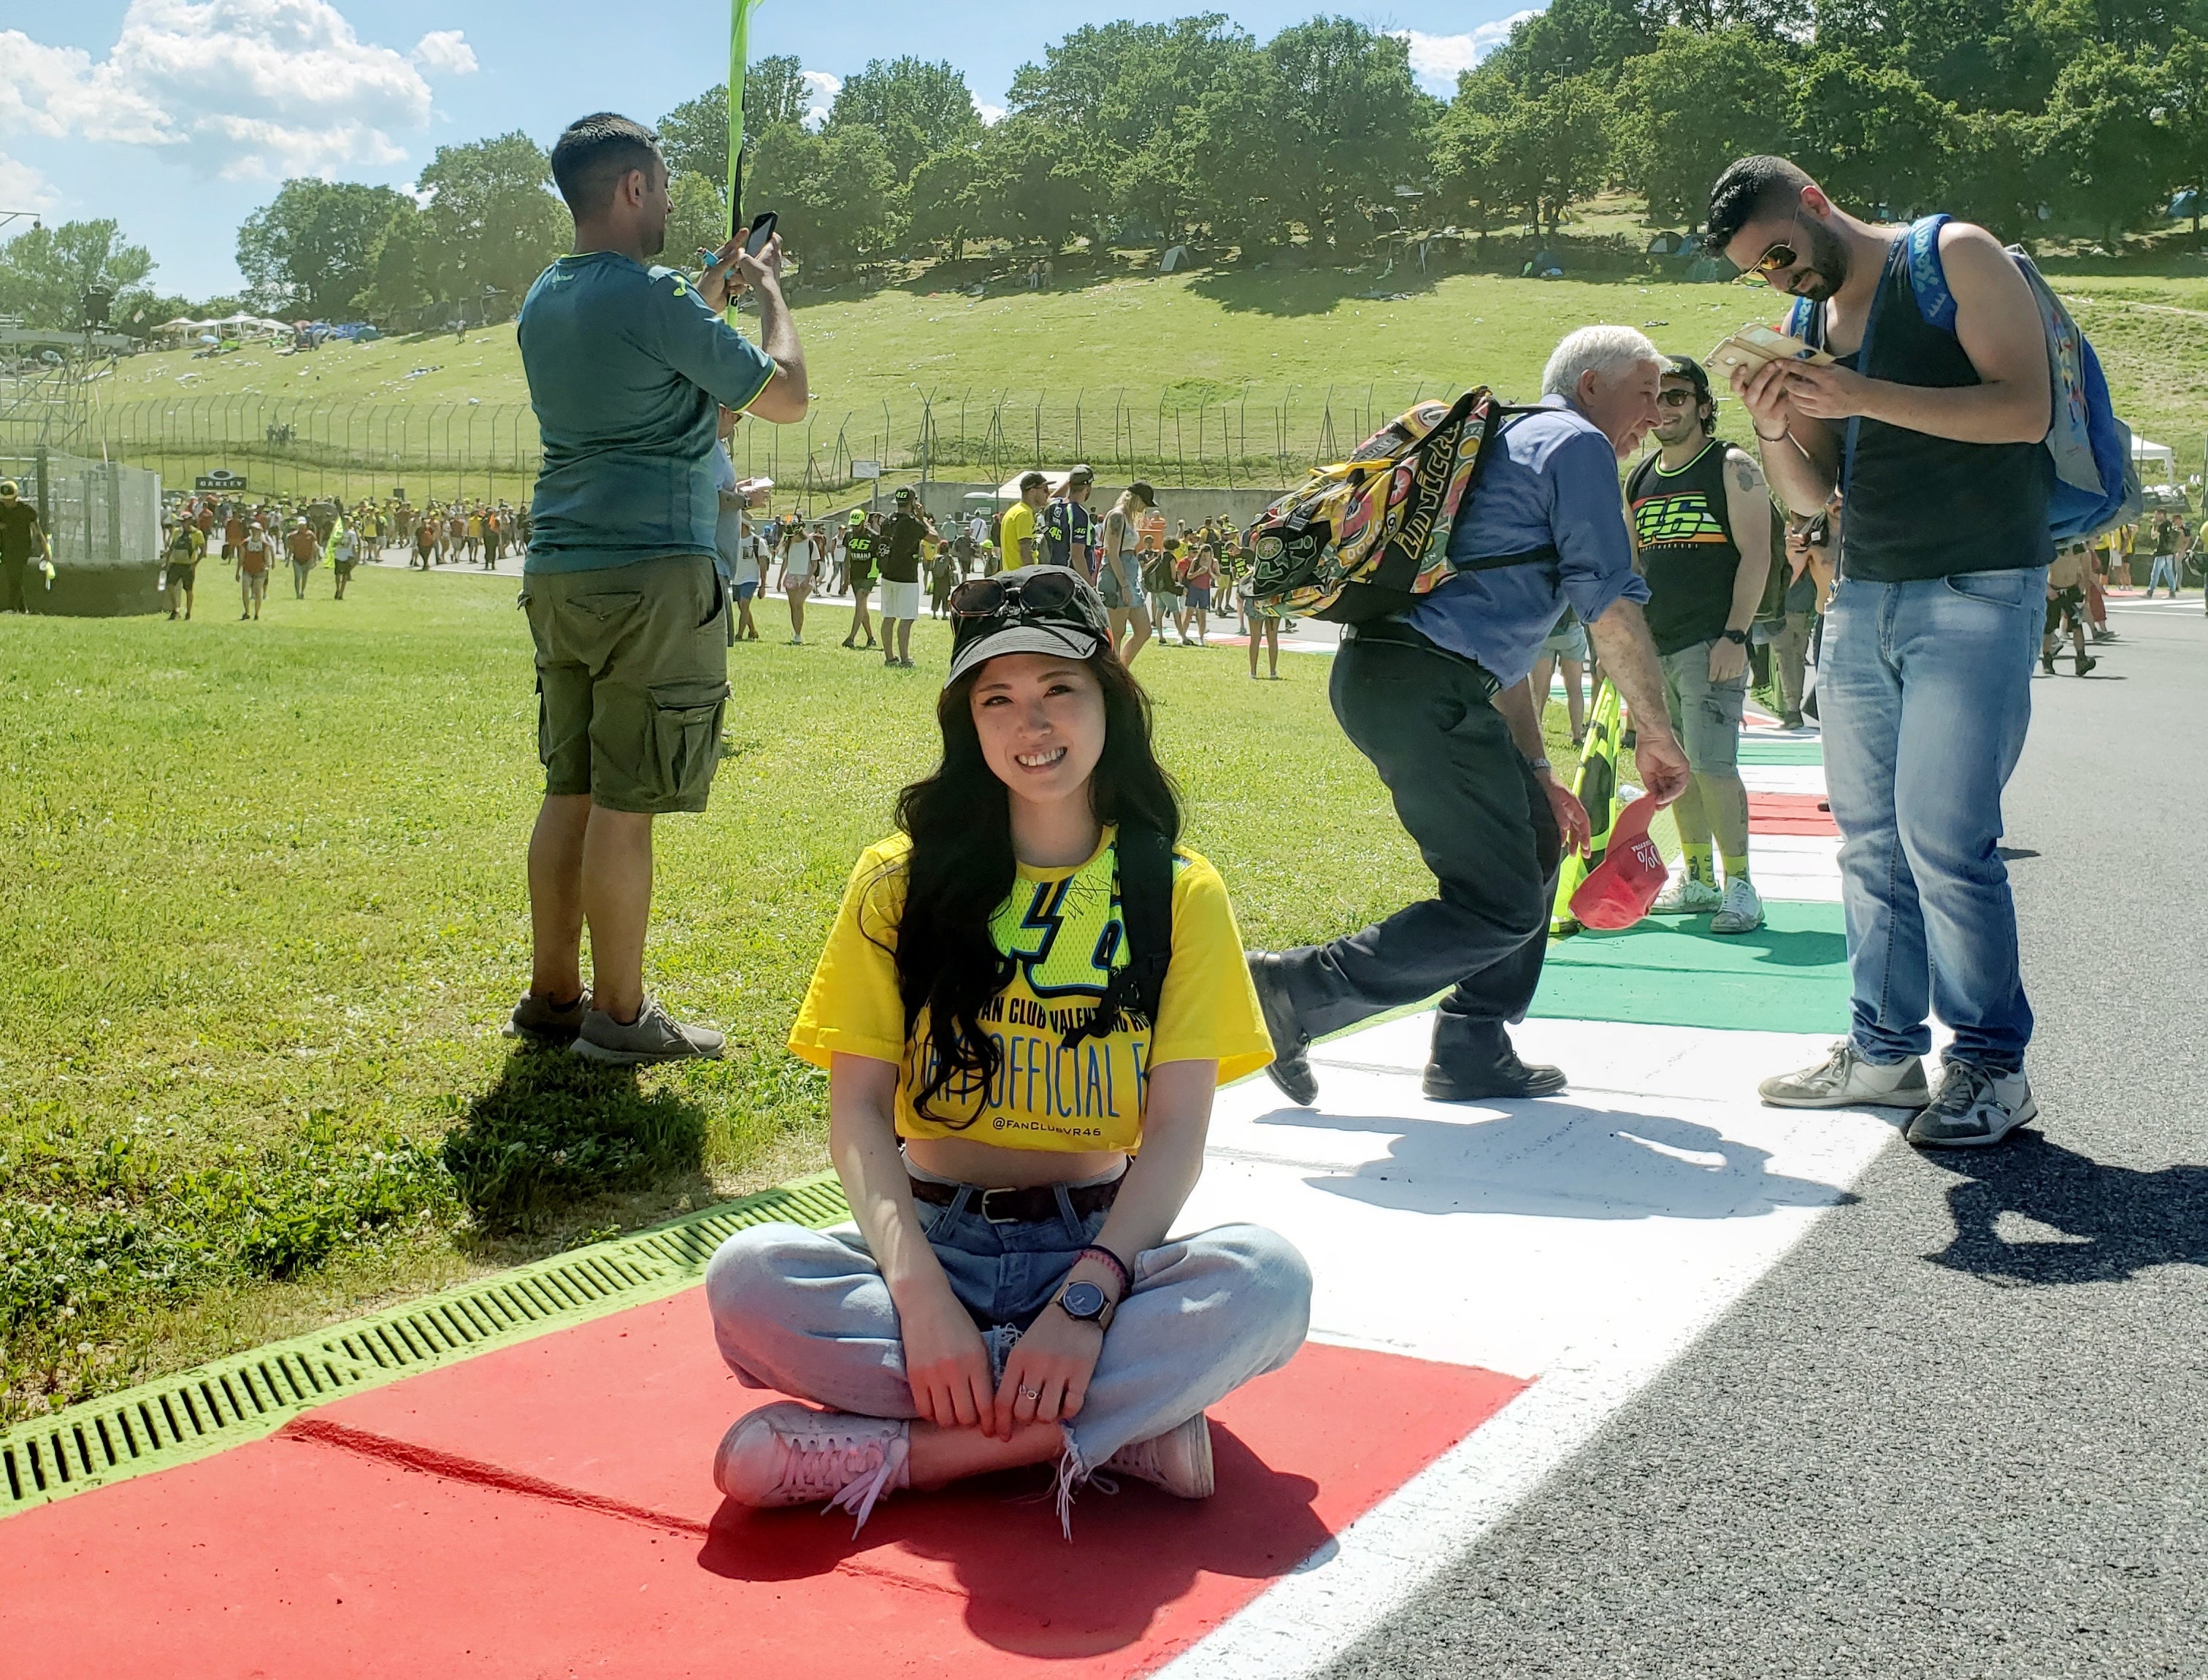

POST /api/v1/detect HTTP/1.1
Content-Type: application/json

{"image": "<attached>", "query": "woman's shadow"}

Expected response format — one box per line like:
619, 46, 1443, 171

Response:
695, 1422, 1330, 1657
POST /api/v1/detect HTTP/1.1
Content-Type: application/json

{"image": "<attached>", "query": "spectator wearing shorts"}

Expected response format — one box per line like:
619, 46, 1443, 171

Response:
841, 511, 879, 649
237, 519, 274, 619
163, 516, 204, 620
2041, 542, 2096, 677
1143, 541, 1184, 643
712, 408, 745, 648
1627, 354, 1774, 935
776, 521, 818, 644
329, 521, 360, 599
1528, 609, 1588, 745
509, 111, 807, 1062
1178, 542, 1218, 647
286, 517, 320, 598
875, 487, 935, 669
1097, 480, 1155, 662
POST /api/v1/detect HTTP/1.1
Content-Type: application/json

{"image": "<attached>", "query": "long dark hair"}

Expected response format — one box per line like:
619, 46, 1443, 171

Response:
886, 651, 1181, 1125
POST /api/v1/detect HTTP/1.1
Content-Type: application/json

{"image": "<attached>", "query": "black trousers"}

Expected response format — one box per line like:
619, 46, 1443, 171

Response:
1, 559, 26, 613
1276, 630, 1560, 1048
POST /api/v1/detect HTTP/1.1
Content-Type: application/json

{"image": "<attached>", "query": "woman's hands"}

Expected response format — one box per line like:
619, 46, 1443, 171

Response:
993, 1298, 1105, 1439
897, 1281, 997, 1432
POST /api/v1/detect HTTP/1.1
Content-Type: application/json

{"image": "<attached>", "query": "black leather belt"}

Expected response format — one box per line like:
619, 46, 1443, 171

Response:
908, 1173, 1124, 1224
1340, 619, 1501, 701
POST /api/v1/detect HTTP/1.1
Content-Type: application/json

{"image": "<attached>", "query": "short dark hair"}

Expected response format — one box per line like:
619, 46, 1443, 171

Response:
1705, 155, 1814, 255
1663, 354, 1716, 434
550, 112, 663, 218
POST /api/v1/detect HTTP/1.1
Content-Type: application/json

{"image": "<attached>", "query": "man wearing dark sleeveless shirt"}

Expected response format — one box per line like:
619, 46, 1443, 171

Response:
1628, 355, 1774, 937
1708, 156, 2052, 1149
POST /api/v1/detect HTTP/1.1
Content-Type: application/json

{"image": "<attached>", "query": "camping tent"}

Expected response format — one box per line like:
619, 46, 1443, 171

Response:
2133, 436, 2177, 484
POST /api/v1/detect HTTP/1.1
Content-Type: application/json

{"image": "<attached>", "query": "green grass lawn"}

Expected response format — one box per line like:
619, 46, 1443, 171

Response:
100, 253, 2208, 488
1, 564, 1590, 1424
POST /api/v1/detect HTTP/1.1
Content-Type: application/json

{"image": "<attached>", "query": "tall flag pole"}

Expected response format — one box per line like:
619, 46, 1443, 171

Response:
727, 0, 761, 237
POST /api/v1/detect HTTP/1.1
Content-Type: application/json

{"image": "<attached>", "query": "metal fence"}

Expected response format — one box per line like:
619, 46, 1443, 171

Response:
83, 384, 1463, 511
0, 449, 161, 571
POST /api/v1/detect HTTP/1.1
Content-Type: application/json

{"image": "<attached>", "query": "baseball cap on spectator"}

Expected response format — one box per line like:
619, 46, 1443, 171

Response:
1067, 464, 1095, 486
1568, 792, 1668, 931
1019, 470, 1048, 493
1127, 480, 1156, 507
894, 487, 916, 503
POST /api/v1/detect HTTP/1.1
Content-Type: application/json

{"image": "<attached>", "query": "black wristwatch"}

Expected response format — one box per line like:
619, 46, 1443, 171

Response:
1721, 627, 1749, 646
1053, 1278, 1117, 1332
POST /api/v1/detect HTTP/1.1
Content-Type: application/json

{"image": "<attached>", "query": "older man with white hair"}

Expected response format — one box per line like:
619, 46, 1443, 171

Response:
1247, 325, 1690, 1106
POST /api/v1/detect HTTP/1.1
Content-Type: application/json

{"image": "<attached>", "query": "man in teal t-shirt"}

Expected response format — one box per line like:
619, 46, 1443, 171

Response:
510, 111, 807, 1065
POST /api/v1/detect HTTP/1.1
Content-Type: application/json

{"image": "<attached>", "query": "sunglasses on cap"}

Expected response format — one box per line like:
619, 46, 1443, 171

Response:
949, 568, 1108, 633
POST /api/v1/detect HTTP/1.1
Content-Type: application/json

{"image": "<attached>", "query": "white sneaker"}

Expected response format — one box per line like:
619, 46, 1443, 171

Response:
713, 1402, 911, 1533
1906, 1063, 2038, 1148
1759, 1040, 1931, 1109
1652, 872, 1722, 914
1102, 1413, 1215, 1498
1710, 876, 1765, 935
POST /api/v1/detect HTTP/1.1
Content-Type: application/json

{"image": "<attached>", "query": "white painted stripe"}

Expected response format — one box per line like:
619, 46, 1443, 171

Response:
1740, 764, 1828, 797
1164, 1015, 1895, 1679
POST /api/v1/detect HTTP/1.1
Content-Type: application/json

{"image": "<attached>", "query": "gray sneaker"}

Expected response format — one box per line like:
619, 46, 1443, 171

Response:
1759, 1039, 1931, 1109
1906, 1062, 2037, 1148
571, 995, 727, 1065
502, 986, 591, 1042
1652, 872, 1722, 914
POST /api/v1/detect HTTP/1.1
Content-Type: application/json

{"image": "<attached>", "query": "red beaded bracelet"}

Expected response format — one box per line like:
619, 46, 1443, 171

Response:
1076, 1243, 1131, 1298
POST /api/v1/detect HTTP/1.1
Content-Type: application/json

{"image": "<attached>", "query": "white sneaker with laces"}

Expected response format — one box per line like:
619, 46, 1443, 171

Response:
1710, 876, 1765, 935
1101, 1413, 1215, 1499
1906, 1063, 2037, 1148
713, 1402, 911, 1534
1759, 1039, 1931, 1109
1652, 871, 1722, 914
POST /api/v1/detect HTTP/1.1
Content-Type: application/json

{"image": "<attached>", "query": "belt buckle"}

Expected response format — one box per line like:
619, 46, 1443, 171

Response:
979, 1186, 1024, 1224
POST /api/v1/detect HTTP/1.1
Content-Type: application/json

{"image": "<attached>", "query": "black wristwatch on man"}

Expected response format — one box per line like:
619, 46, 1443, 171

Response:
1720, 627, 1749, 647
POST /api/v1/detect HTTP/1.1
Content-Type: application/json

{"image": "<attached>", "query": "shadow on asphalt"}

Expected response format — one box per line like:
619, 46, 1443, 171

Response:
1254, 1104, 1858, 1221
1925, 1132, 2208, 1284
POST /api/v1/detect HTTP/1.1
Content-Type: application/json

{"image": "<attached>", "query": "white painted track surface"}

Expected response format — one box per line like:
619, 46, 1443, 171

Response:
1160, 1018, 1898, 1680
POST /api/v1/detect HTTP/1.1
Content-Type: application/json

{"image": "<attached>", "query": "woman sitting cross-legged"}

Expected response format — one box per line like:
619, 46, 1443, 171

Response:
706, 565, 1311, 1535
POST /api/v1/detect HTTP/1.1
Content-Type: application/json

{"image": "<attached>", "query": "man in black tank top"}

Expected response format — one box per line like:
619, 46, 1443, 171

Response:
1627, 356, 1773, 937
1706, 155, 2052, 1149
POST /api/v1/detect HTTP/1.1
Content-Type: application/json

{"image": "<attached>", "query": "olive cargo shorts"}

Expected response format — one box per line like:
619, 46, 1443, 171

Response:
521, 553, 730, 815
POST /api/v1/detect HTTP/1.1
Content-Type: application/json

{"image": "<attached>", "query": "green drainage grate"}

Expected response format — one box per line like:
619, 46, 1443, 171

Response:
0, 1170, 850, 1520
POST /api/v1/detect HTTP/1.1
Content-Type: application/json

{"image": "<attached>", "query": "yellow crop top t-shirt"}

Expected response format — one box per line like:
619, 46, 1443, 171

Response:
788, 826, 1275, 1151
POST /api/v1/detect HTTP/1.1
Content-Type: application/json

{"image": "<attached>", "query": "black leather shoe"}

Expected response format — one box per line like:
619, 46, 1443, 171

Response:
1247, 952, 1318, 1106
1422, 1050, 1568, 1102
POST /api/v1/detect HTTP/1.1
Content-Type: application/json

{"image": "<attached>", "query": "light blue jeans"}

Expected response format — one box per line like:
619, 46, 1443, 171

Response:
2149, 554, 2179, 597
704, 1175, 1311, 1485
1820, 567, 2044, 1073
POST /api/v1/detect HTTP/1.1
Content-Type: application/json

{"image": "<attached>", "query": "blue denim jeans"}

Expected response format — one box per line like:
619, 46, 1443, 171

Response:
704, 1176, 1311, 1484
2149, 554, 2178, 596
1820, 567, 2044, 1073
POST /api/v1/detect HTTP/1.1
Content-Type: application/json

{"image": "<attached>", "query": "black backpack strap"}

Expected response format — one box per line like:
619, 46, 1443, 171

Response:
1061, 823, 1174, 1051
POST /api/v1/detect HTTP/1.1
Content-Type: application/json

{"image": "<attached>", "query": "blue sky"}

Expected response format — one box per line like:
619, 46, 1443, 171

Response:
2, 0, 1538, 299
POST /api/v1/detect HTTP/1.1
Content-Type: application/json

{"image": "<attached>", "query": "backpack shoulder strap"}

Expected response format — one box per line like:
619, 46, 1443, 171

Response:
1906, 213, 1958, 332
1060, 823, 1174, 1050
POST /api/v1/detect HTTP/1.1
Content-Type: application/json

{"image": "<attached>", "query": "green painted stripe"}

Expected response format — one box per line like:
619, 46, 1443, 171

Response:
0, 1173, 851, 1520
1738, 738, 1826, 765
1533, 899, 1849, 1035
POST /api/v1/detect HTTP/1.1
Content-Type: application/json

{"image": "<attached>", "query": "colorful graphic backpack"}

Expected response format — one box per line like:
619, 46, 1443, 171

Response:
1242, 389, 1541, 624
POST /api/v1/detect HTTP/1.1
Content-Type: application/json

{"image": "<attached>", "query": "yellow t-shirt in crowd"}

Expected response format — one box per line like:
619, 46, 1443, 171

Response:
998, 501, 1038, 567
788, 826, 1274, 1152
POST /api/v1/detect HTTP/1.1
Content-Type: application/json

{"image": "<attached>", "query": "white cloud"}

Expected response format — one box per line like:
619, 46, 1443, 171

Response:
0, 152, 60, 214
1395, 16, 1541, 93
976, 102, 1005, 126
410, 30, 477, 77
1, 1, 471, 181
800, 69, 840, 131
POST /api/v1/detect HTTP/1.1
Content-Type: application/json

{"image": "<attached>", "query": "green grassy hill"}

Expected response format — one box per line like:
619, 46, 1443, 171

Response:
96, 258, 2208, 495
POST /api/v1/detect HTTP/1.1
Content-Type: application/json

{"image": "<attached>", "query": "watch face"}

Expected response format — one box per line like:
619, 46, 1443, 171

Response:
1060, 1281, 1108, 1320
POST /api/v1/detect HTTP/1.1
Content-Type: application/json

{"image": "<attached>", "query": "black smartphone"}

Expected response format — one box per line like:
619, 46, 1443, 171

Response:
743, 212, 777, 256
